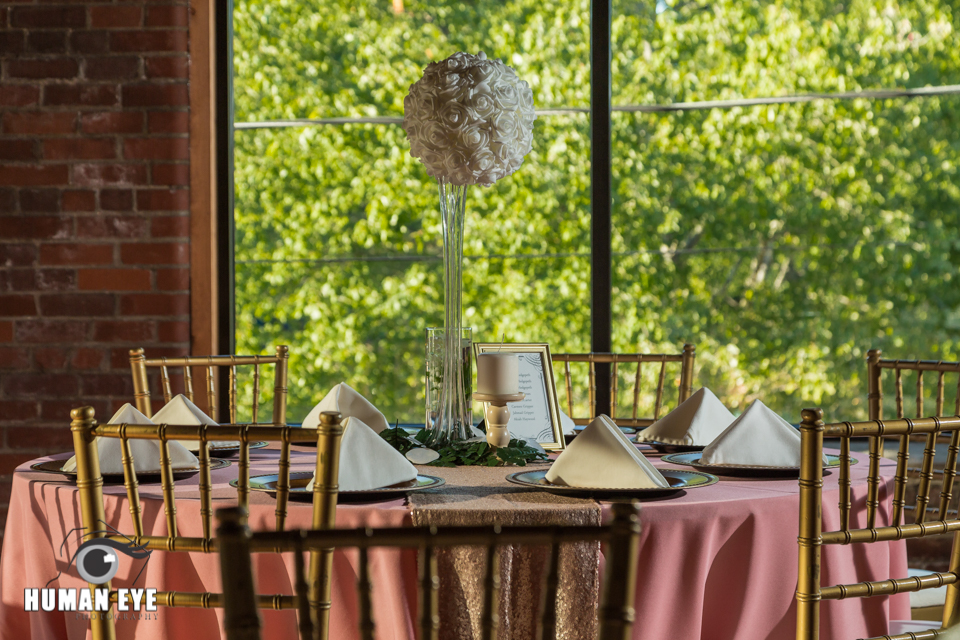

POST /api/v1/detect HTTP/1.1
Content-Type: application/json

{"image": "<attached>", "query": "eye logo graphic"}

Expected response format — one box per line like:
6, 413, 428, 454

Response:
46, 520, 152, 588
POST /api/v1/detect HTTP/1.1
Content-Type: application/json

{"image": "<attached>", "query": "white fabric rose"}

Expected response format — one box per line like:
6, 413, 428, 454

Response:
403, 51, 536, 186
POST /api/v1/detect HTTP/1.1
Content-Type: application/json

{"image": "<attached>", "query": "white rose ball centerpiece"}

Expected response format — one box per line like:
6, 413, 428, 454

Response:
403, 52, 536, 445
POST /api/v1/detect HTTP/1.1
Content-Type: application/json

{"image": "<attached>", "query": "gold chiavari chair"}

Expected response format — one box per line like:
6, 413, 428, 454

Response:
129, 346, 290, 425
552, 344, 696, 428
215, 501, 642, 640
68, 406, 344, 640
796, 408, 960, 640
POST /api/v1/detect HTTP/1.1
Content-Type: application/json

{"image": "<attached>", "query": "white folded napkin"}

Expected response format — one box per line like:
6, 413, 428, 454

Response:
700, 399, 828, 466
61, 404, 198, 474
302, 383, 390, 434
545, 415, 669, 489
635, 387, 735, 446
305, 416, 418, 491
151, 394, 235, 452
559, 409, 577, 434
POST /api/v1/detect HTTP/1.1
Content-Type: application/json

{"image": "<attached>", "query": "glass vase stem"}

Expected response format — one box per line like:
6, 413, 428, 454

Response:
432, 179, 471, 444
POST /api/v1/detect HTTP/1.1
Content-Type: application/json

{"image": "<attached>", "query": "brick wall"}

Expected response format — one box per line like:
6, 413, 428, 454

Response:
0, 0, 191, 544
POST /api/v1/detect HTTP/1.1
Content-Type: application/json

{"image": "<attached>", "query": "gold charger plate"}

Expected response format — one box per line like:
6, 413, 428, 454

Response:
641, 441, 705, 454
205, 441, 269, 458
234, 471, 445, 501
661, 452, 854, 478
30, 458, 231, 483
505, 468, 718, 499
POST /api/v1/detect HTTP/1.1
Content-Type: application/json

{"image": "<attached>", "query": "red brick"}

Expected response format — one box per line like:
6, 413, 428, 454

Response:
0, 216, 71, 240
0, 347, 30, 369
157, 269, 190, 291
0, 401, 37, 422
120, 293, 188, 316
0, 295, 36, 316
43, 84, 118, 107
0, 322, 10, 342
72, 347, 105, 370
0, 453, 44, 474
15, 320, 86, 344
90, 5, 142, 28
72, 163, 148, 187
151, 216, 188, 237
35, 269, 77, 291
40, 293, 114, 316
2, 112, 76, 135
7, 58, 79, 80
0, 140, 38, 162
40, 243, 113, 265
124, 137, 188, 160
0, 32, 24, 56
11, 6, 84, 28
43, 138, 116, 161
62, 190, 96, 211
151, 163, 188, 186
0, 245, 37, 267
99, 189, 133, 211
144, 5, 188, 27
0, 165, 69, 187
0, 85, 39, 108
122, 84, 188, 107
120, 242, 187, 264
111, 30, 187, 53
39, 399, 109, 423
80, 111, 143, 135
91, 320, 153, 342
19, 188, 59, 212
147, 111, 188, 134
158, 320, 189, 342
0, 189, 15, 213
70, 31, 109, 55
144, 56, 188, 79
81, 373, 134, 396
76, 216, 148, 238
5, 427, 74, 450
139, 190, 188, 211
26, 31, 67, 55
34, 347, 69, 370
84, 56, 140, 80
78, 268, 150, 291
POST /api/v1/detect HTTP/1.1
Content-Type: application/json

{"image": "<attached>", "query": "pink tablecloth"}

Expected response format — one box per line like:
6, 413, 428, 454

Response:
0, 446, 908, 640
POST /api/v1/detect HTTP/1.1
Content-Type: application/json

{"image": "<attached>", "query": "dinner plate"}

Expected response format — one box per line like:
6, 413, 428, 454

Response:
30, 458, 231, 483
640, 441, 705, 454
660, 452, 854, 478
235, 471, 445, 501
203, 441, 270, 458
504, 468, 718, 499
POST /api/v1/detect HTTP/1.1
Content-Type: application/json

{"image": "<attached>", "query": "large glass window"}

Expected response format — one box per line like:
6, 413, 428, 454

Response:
232, 0, 960, 424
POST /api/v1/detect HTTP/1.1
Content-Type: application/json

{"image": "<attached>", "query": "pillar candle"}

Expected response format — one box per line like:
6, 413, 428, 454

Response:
476, 353, 519, 395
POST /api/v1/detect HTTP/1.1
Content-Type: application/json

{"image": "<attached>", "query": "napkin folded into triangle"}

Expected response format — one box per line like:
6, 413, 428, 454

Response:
61, 404, 199, 474
151, 394, 236, 452
302, 383, 390, 434
545, 415, 669, 489
700, 399, 828, 466
305, 416, 418, 492
635, 387, 735, 446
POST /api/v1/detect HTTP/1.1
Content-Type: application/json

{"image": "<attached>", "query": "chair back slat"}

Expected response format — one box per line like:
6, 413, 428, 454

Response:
206, 366, 217, 421
275, 430, 292, 531
419, 544, 439, 640
653, 358, 667, 420
157, 432, 179, 537
160, 364, 173, 403
597, 502, 641, 640
217, 509, 262, 640
197, 437, 214, 539
539, 540, 561, 640
237, 439, 250, 512
895, 367, 904, 418
252, 364, 261, 424
796, 410, 960, 639
480, 544, 500, 640
357, 546, 375, 640
891, 429, 910, 525
937, 370, 946, 415
837, 435, 851, 532
117, 430, 144, 538
229, 365, 238, 424
940, 429, 960, 519
917, 370, 924, 418
610, 361, 619, 421
293, 536, 314, 640
552, 345, 696, 428
309, 412, 346, 640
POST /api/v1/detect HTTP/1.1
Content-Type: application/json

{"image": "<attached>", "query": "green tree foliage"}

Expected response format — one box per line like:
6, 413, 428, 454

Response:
233, 0, 960, 424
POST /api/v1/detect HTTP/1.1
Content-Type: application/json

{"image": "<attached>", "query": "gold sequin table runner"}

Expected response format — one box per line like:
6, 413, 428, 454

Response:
409, 463, 601, 640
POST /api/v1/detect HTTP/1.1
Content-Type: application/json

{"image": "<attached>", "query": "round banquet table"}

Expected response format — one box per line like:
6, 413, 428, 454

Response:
0, 444, 908, 640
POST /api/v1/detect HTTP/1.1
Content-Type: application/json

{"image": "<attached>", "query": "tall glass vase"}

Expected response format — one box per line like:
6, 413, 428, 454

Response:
426, 179, 472, 444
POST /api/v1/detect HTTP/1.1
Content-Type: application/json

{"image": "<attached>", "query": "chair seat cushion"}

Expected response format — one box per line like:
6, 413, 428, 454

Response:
907, 568, 948, 609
